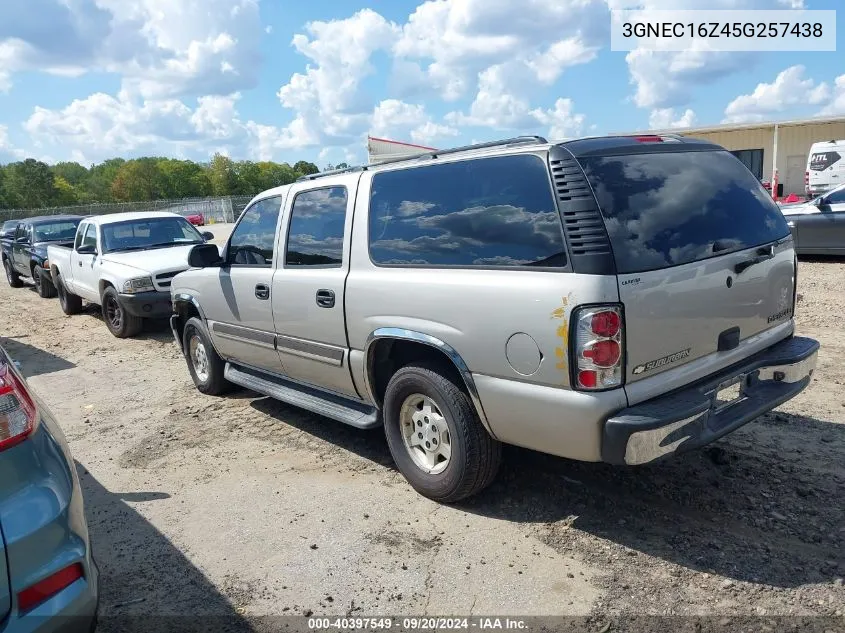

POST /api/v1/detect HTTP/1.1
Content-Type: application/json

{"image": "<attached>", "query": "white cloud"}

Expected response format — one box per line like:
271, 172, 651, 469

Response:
723, 65, 830, 123
20, 91, 296, 163
393, 0, 607, 100
0, 125, 27, 163
818, 75, 845, 116
617, 0, 807, 110
447, 65, 585, 139
0, 0, 262, 98
371, 99, 458, 147
274, 9, 401, 148
649, 108, 697, 129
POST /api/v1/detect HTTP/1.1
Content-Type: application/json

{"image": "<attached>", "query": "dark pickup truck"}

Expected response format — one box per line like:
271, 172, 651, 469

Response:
2, 215, 83, 298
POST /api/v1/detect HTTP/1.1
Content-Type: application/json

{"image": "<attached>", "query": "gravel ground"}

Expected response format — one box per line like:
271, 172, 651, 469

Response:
0, 255, 843, 632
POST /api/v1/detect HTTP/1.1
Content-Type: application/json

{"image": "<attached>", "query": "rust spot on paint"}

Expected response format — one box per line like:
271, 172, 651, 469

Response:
551, 294, 573, 376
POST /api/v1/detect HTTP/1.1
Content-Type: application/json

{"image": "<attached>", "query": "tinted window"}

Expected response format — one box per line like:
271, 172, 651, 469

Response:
80, 224, 98, 251
74, 224, 86, 249
730, 149, 763, 179
580, 150, 790, 274
286, 187, 347, 267
824, 186, 845, 204
229, 197, 281, 266
33, 220, 80, 242
368, 155, 566, 267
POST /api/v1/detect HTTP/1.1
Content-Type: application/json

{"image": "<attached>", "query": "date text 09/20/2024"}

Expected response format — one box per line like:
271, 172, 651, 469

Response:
307, 617, 528, 630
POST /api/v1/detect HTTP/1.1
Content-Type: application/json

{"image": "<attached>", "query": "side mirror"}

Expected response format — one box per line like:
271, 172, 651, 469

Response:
814, 196, 827, 206
76, 244, 96, 255
188, 243, 223, 268
201, 231, 214, 241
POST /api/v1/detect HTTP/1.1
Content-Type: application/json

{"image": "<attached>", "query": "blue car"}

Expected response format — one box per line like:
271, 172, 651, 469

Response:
0, 345, 98, 632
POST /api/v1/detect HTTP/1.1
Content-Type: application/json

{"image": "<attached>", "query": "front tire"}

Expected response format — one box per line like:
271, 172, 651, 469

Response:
4, 257, 22, 288
101, 287, 143, 338
56, 273, 83, 314
182, 317, 230, 395
33, 267, 57, 298
383, 362, 502, 503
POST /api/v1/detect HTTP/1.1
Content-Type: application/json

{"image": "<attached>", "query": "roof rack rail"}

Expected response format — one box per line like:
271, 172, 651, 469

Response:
297, 135, 549, 182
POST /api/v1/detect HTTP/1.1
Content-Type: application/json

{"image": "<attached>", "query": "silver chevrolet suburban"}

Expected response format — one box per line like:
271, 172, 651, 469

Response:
169, 135, 819, 502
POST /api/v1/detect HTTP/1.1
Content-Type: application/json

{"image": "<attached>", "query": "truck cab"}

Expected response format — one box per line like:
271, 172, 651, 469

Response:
48, 212, 214, 337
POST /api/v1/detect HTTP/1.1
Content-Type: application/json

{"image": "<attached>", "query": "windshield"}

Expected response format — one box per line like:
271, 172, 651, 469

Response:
33, 220, 80, 243
101, 216, 203, 253
579, 150, 791, 274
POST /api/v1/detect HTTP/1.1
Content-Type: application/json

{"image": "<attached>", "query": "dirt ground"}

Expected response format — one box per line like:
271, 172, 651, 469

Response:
0, 255, 843, 631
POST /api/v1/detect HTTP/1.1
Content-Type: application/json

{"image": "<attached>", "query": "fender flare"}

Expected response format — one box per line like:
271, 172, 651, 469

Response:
363, 327, 493, 435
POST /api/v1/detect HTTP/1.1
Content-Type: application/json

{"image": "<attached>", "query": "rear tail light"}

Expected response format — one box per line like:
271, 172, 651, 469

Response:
572, 305, 624, 391
0, 356, 37, 452
17, 563, 84, 613
634, 135, 662, 143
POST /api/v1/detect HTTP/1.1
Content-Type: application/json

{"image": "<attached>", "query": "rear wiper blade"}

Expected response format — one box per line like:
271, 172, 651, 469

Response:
734, 245, 775, 274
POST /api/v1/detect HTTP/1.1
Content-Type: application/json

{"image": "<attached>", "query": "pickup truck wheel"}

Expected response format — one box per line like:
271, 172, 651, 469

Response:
56, 274, 83, 314
101, 287, 143, 338
183, 317, 230, 395
33, 267, 57, 298
3, 257, 22, 288
383, 362, 502, 503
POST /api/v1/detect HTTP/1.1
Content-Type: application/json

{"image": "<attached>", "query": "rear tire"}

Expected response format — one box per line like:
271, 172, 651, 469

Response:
4, 257, 22, 288
101, 287, 143, 338
182, 317, 230, 395
56, 273, 83, 314
383, 362, 502, 503
33, 267, 57, 298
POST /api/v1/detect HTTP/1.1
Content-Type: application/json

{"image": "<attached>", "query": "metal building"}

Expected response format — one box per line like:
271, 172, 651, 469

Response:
635, 115, 845, 198
367, 136, 436, 164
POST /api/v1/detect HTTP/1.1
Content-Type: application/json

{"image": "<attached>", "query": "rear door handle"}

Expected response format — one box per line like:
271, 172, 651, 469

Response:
255, 284, 270, 300
316, 289, 335, 308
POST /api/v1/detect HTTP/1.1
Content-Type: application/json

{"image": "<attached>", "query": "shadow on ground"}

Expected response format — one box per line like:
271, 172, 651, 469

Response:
250, 396, 844, 590
78, 463, 254, 632
1, 335, 76, 377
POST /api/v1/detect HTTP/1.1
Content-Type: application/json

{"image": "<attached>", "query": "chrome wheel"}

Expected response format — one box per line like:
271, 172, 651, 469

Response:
189, 333, 210, 382
399, 394, 452, 474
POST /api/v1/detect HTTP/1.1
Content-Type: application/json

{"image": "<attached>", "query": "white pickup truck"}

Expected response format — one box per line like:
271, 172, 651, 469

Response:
48, 211, 214, 337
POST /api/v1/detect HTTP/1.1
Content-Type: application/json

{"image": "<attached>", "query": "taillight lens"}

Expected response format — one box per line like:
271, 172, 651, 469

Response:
572, 305, 624, 391
0, 356, 37, 452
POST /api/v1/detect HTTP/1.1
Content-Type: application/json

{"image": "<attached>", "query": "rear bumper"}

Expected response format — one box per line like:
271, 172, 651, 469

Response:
1, 407, 99, 633
602, 336, 820, 465
118, 290, 171, 318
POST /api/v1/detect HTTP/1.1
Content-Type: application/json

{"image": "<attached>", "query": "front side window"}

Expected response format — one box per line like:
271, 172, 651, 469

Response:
368, 155, 566, 268
101, 216, 203, 253
80, 224, 98, 251
285, 187, 348, 267
228, 197, 282, 266
823, 186, 845, 205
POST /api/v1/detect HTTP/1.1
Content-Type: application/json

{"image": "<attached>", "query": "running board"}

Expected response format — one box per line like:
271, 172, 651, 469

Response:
224, 363, 381, 430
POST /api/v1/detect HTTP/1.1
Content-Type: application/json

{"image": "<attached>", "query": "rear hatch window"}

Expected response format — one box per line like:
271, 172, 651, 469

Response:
577, 149, 795, 386
579, 150, 790, 274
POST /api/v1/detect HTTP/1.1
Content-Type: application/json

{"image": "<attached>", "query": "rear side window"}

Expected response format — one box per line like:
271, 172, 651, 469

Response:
229, 196, 282, 266
285, 186, 347, 267
368, 154, 566, 267
579, 150, 790, 274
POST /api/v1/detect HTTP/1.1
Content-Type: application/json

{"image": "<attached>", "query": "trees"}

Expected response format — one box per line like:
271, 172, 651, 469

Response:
2, 159, 57, 209
293, 160, 319, 176
0, 153, 324, 209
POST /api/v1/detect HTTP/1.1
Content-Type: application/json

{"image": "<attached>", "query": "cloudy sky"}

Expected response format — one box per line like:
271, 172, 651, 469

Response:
0, 0, 843, 166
